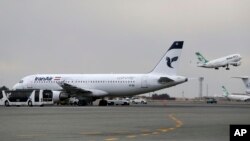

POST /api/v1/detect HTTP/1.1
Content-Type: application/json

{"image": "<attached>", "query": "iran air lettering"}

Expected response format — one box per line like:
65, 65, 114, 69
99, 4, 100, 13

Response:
35, 77, 53, 81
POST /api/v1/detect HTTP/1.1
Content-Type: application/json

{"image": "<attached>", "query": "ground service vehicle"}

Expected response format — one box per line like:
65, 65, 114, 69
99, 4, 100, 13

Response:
206, 98, 217, 104
0, 90, 53, 106
107, 98, 130, 106
69, 97, 79, 105
131, 98, 147, 104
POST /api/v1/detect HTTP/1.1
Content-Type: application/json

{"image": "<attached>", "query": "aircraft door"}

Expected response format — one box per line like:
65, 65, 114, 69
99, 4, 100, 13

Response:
141, 76, 148, 88
35, 90, 39, 102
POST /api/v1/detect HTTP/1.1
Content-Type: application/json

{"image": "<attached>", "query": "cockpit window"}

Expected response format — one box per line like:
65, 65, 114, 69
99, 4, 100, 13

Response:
19, 80, 24, 83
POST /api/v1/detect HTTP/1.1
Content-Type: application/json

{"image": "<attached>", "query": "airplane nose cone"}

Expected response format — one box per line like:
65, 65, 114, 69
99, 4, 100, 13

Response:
175, 76, 188, 84
238, 54, 242, 60
181, 77, 188, 82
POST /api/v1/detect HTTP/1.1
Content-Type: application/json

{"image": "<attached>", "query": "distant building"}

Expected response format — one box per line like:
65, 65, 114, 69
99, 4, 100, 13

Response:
151, 93, 176, 100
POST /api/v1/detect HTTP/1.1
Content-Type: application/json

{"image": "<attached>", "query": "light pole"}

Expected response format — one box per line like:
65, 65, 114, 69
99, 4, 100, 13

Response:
199, 77, 204, 100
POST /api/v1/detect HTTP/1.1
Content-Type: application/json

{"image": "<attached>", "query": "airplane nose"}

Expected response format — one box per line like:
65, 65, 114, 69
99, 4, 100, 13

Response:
238, 54, 242, 60
13, 83, 21, 90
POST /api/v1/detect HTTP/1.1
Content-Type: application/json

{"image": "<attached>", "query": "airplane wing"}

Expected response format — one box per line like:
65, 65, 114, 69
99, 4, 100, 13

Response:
57, 81, 91, 94
57, 81, 108, 97
231, 93, 250, 96
232, 76, 249, 79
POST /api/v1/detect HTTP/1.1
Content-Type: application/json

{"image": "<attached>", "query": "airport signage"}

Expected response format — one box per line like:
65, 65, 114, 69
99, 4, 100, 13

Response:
230, 125, 250, 141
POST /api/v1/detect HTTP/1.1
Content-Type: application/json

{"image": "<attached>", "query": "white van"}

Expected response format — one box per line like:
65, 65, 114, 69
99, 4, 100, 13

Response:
0, 90, 53, 107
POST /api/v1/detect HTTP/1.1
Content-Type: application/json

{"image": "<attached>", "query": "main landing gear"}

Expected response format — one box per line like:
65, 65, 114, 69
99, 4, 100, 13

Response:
98, 99, 108, 106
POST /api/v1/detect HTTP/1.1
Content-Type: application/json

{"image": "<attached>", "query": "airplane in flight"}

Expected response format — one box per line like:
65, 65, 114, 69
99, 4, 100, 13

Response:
195, 52, 241, 70
232, 76, 250, 94
13, 41, 188, 106
221, 86, 250, 102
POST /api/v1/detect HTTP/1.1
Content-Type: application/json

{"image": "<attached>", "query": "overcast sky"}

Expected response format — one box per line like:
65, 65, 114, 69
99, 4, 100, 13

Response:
0, 0, 249, 98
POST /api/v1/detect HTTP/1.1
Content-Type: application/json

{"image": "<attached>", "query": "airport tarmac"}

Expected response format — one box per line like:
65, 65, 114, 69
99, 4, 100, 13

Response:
0, 101, 250, 141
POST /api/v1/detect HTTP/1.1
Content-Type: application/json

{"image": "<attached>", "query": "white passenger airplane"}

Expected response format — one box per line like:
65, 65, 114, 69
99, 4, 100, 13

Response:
13, 41, 188, 106
222, 86, 250, 102
195, 52, 241, 70
232, 76, 250, 94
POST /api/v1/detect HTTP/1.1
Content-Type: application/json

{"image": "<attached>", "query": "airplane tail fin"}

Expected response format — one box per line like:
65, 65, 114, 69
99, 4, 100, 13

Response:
240, 78, 249, 90
232, 76, 250, 90
195, 52, 208, 64
222, 86, 230, 97
150, 41, 184, 75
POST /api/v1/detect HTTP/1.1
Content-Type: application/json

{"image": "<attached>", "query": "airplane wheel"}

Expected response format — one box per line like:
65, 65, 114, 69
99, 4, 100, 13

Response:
77, 100, 87, 106
122, 102, 129, 106
5, 101, 10, 107
226, 68, 230, 70
108, 102, 114, 106
99, 100, 107, 106
28, 101, 33, 107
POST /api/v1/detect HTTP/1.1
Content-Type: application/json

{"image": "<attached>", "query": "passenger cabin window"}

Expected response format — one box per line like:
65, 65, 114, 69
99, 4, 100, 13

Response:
19, 80, 24, 83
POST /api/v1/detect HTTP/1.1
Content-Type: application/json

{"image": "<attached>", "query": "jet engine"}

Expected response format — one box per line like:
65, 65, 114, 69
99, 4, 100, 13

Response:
52, 91, 69, 103
231, 62, 241, 66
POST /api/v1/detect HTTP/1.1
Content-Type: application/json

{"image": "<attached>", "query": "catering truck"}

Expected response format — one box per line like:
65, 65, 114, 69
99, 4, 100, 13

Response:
0, 90, 53, 106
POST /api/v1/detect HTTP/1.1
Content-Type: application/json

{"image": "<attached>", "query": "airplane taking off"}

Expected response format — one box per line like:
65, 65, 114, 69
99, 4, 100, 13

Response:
222, 86, 250, 102
195, 52, 241, 70
13, 41, 188, 106
232, 76, 250, 94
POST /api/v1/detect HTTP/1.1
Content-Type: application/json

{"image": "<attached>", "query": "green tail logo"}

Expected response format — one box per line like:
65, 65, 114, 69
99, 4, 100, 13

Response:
195, 52, 208, 64
222, 86, 230, 96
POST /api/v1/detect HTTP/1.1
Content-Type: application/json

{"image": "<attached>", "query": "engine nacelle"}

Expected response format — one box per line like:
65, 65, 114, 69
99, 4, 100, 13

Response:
231, 62, 241, 66
52, 91, 69, 103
